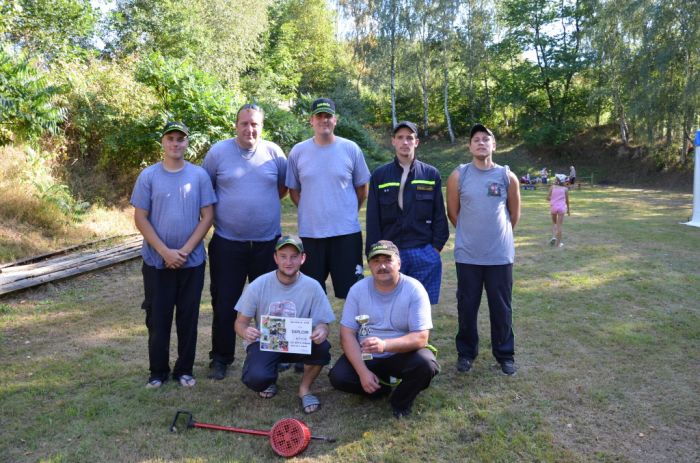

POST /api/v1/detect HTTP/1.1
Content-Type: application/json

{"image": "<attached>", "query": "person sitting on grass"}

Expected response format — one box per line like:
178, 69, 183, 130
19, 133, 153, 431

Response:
547, 175, 570, 248
234, 235, 335, 414
131, 121, 216, 389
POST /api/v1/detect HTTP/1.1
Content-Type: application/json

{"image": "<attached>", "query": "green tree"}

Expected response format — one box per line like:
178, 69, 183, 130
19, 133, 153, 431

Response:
498, 0, 594, 143
0, 0, 97, 60
0, 46, 65, 145
107, 0, 271, 85
249, 0, 342, 100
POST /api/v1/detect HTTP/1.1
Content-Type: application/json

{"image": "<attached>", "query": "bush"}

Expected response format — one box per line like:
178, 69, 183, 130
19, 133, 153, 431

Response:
61, 57, 160, 170
0, 46, 65, 145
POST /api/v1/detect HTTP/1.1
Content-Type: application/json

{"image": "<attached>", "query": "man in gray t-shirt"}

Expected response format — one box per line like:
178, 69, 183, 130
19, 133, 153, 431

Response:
202, 104, 288, 380
329, 240, 440, 419
285, 98, 370, 299
446, 123, 521, 376
131, 121, 216, 389
235, 236, 335, 414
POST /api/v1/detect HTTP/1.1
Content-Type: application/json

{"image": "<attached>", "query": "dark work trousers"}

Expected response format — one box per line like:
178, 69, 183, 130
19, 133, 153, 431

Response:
142, 261, 205, 382
328, 348, 440, 411
241, 340, 332, 392
207, 234, 278, 365
455, 263, 515, 363
300, 232, 363, 299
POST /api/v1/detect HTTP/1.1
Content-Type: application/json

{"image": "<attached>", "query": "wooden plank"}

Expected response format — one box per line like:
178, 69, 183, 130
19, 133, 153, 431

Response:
0, 236, 143, 274
0, 234, 140, 269
0, 240, 142, 285
0, 247, 142, 296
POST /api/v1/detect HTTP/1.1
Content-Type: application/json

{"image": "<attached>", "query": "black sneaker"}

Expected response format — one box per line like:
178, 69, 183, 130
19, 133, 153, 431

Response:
456, 357, 473, 373
500, 360, 516, 376
392, 407, 412, 419
208, 361, 227, 380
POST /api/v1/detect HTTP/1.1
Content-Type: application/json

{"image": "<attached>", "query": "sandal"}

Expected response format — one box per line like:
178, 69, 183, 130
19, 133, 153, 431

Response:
300, 393, 321, 414
259, 383, 277, 399
178, 375, 196, 387
145, 379, 162, 389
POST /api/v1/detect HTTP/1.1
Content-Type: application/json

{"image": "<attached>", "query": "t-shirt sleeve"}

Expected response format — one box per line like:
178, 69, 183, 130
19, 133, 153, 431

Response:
198, 167, 217, 207
352, 143, 371, 187
285, 147, 301, 190
408, 281, 433, 331
234, 279, 260, 319
274, 147, 288, 188
309, 284, 335, 326
130, 169, 152, 211
340, 284, 362, 330
201, 149, 217, 188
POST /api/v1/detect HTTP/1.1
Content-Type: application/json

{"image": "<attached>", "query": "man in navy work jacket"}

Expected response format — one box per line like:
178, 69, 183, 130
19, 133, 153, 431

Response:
365, 120, 449, 304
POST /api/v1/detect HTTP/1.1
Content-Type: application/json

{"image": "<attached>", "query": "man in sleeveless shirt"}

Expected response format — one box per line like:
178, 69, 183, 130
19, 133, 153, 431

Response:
202, 104, 288, 380
446, 124, 521, 376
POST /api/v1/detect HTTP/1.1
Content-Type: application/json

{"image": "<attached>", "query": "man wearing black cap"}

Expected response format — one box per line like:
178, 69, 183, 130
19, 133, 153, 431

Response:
446, 123, 521, 376
131, 121, 216, 389
329, 240, 440, 419
285, 98, 371, 300
234, 235, 335, 414
365, 121, 449, 304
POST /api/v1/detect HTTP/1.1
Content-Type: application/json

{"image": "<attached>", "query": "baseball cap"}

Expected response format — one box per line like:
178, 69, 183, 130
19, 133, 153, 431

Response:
311, 98, 336, 115
162, 121, 189, 136
393, 121, 418, 135
276, 235, 304, 253
469, 123, 494, 139
367, 240, 400, 260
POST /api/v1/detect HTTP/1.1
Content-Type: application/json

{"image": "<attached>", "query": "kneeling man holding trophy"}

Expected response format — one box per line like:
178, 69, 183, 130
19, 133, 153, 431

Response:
329, 240, 440, 418
235, 235, 335, 414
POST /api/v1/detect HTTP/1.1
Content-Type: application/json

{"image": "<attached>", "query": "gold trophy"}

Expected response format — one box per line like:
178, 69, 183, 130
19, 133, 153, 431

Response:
355, 314, 372, 361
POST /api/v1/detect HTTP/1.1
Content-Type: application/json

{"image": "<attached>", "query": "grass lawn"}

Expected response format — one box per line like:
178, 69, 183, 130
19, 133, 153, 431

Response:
1, 182, 698, 462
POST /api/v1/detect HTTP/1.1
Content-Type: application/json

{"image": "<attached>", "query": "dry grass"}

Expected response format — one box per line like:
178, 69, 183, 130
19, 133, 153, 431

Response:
0, 146, 136, 263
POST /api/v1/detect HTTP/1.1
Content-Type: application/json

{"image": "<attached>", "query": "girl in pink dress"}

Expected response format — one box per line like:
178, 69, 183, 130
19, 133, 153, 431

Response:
547, 176, 570, 247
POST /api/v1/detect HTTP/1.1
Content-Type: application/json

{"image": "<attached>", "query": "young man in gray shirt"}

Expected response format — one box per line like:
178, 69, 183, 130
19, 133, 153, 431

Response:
329, 240, 440, 419
446, 123, 521, 376
131, 121, 216, 389
285, 98, 370, 300
234, 236, 335, 414
202, 104, 288, 380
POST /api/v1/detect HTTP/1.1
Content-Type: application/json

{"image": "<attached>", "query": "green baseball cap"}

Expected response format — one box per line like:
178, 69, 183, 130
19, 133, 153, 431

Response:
367, 240, 400, 259
276, 235, 304, 253
162, 121, 189, 136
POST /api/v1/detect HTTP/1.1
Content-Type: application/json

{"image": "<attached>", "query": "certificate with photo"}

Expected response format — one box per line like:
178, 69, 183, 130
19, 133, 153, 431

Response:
259, 316, 312, 354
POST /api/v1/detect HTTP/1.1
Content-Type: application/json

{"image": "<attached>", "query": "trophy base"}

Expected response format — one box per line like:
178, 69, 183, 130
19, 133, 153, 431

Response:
361, 353, 373, 361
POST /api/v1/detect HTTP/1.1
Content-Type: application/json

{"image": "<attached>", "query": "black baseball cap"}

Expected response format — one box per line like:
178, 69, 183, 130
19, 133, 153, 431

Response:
311, 98, 336, 115
469, 123, 494, 139
393, 121, 418, 135
162, 121, 189, 136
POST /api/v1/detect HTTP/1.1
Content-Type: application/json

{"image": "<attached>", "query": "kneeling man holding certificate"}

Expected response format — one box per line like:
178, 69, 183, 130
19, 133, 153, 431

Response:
328, 240, 440, 419
235, 235, 335, 414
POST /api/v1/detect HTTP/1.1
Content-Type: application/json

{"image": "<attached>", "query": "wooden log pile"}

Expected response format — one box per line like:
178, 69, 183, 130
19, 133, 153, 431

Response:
0, 235, 143, 296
